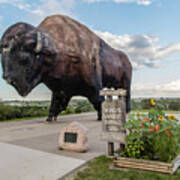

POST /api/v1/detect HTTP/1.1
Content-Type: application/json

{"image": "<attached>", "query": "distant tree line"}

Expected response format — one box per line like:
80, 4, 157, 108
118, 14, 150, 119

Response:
131, 98, 180, 111
0, 102, 49, 121
0, 99, 94, 121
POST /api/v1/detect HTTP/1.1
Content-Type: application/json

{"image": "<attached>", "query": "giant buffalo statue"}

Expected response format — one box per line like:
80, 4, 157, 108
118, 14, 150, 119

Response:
0, 15, 132, 122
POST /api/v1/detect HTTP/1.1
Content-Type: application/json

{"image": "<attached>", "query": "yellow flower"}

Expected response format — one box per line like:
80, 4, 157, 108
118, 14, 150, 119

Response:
136, 112, 140, 117
158, 116, 164, 121
150, 98, 155, 106
168, 114, 176, 120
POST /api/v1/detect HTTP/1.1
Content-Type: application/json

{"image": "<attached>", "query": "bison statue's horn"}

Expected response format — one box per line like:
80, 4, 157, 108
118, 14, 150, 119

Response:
35, 32, 43, 53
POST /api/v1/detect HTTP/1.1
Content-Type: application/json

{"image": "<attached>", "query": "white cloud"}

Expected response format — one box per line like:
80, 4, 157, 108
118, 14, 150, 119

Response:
95, 31, 180, 70
13, 3, 31, 11
132, 79, 180, 97
155, 44, 180, 58
137, 0, 151, 5
114, 0, 151, 5
85, 0, 152, 5
22, 0, 75, 24
61, 0, 75, 9
156, 80, 180, 92
85, 0, 108, 2
0, 0, 31, 13
0, 0, 75, 24
0, 16, 3, 30
0, 0, 19, 3
32, 0, 65, 17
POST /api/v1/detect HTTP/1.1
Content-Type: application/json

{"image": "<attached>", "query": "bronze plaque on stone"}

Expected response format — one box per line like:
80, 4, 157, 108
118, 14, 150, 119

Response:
64, 133, 77, 143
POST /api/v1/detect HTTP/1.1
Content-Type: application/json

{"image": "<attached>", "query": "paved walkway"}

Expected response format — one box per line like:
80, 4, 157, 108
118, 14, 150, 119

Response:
0, 112, 179, 180
0, 142, 85, 180
0, 113, 106, 180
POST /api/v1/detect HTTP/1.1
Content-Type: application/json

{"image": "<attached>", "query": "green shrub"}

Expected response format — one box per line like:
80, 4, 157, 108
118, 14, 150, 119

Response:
74, 104, 94, 113
0, 103, 48, 121
0, 99, 95, 121
61, 106, 74, 115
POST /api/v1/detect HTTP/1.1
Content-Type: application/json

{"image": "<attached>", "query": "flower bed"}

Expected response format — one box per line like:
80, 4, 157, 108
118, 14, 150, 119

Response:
114, 99, 180, 174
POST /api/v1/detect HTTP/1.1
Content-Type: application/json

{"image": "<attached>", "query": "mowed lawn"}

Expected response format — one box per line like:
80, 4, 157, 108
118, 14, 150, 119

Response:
75, 156, 180, 180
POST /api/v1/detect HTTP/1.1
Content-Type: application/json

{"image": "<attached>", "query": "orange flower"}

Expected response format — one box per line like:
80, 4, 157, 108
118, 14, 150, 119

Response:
165, 130, 171, 137
168, 114, 176, 120
143, 118, 151, 122
158, 116, 164, 121
155, 125, 159, 132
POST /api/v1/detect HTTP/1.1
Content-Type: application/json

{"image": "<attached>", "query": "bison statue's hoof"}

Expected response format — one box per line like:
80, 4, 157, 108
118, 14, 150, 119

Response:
46, 116, 57, 123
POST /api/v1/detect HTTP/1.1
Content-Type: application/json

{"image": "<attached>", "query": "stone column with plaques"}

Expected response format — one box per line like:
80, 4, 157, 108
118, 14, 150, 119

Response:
100, 88, 126, 156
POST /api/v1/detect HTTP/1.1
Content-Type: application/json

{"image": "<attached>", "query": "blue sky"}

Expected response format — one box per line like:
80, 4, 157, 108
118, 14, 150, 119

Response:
0, 0, 180, 100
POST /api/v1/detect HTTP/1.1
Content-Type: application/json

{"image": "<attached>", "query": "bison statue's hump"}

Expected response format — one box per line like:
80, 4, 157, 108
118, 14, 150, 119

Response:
39, 15, 101, 64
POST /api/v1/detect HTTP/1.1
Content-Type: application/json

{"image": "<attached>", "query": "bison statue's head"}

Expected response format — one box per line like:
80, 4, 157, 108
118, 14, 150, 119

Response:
0, 22, 57, 96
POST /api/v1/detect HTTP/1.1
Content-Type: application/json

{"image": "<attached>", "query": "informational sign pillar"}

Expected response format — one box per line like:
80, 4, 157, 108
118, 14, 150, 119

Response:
100, 88, 127, 156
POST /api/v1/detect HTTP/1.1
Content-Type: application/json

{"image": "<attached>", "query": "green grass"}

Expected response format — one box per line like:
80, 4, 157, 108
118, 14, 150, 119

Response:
0, 111, 93, 123
75, 156, 180, 180
0, 115, 48, 122
164, 110, 180, 114
1, 109, 179, 123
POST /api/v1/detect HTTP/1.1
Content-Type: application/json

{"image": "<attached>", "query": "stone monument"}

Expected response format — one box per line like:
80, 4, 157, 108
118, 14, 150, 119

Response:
59, 121, 88, 152
100, 88, 126, 156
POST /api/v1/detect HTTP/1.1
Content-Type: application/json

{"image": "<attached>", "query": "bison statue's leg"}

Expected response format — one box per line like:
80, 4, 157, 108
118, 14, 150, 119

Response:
46, 91, 70, 122
87, 90, 104, 121
126, 87, 131, 113
122, 74, 131, 114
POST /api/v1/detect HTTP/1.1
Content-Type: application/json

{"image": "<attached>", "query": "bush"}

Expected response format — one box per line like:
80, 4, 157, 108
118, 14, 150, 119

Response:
61, 106, 74, 115
131, 98, 180, 111
0, 99, 95, 121
124, 99, 180, 162
74, 104, 94, 113
0, 102, 48, 121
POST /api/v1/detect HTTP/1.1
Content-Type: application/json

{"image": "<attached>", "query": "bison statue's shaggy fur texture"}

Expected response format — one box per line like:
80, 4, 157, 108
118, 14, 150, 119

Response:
0, 15, 132, 122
